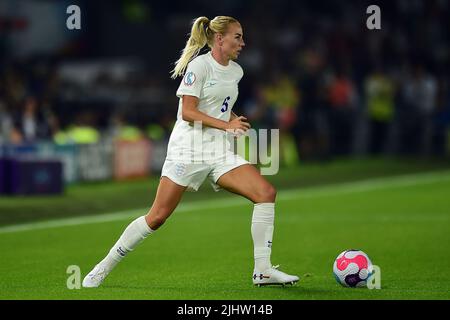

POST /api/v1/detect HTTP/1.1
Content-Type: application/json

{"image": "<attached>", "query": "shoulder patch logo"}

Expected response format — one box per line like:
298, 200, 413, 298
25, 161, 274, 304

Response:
183, 72, 196, 86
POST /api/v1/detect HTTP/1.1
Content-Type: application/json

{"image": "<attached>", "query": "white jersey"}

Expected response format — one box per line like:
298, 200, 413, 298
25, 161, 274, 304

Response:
167, 51, 244, 162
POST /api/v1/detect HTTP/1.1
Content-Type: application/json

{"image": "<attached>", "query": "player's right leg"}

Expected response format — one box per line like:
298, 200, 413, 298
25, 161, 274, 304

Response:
215, 163, 299, 286
82, 177, 186, 288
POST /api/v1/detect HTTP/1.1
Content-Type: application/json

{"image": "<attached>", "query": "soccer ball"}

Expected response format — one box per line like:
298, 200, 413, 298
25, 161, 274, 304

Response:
333, 249, 373, 288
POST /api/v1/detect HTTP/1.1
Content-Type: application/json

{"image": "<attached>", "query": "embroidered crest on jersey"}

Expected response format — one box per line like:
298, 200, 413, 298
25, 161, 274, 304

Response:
183, 72, 196, 86
174, 163, 187, 176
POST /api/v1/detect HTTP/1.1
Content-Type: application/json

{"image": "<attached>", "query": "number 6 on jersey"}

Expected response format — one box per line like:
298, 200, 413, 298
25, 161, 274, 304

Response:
221, 96, 231, 112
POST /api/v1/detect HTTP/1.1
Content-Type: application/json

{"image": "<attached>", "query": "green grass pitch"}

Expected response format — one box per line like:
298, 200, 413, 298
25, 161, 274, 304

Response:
1, 163, 449, 299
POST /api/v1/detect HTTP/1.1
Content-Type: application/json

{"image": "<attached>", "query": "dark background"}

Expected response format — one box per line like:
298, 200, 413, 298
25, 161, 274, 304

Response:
1, 0, 449, 160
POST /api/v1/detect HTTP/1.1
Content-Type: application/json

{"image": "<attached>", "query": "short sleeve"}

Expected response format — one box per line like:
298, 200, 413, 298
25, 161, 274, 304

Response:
176, 58, 207, 98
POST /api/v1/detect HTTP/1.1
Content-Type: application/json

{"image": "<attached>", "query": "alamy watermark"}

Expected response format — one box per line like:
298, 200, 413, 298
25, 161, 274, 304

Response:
166, 121, 279, 175
66, 265, 81, 289
366, 264, 381, 289
366, 5, 381, 30
66, 4, 381, 31
66, 5, 81, 30
65, 263, 380, 289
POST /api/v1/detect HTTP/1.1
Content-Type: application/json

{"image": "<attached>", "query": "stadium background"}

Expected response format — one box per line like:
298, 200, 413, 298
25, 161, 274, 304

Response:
0, 0, 449, 300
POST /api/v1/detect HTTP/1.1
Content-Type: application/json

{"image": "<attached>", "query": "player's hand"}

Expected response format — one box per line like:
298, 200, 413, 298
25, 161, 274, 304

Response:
226, 116, 251, 137
226, 116, 251, 132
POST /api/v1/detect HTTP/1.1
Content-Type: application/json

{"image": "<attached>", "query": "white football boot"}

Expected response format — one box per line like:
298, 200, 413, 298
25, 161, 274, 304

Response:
82, 264, 109, 288
253, 265, 299, 286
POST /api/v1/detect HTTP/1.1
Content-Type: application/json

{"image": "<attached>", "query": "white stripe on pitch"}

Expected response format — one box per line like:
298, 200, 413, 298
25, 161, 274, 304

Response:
1, 169, 449, 234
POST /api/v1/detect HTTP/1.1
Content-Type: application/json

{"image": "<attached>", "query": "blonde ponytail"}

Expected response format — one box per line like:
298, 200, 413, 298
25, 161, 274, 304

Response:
171, 16, 210, 79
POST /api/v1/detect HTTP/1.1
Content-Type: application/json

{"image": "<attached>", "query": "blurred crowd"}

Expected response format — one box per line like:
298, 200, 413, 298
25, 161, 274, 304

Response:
1, 0, 449, 164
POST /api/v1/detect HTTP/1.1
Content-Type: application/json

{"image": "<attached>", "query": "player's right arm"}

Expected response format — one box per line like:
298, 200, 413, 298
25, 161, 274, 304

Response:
181, 95, 250, 132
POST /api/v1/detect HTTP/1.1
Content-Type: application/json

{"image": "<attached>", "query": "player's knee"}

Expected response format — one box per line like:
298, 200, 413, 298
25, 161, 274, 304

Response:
266, 184, 277, 202
150, 218, 165, 230
146, 207, 172, 230
255, 184, 277, 203
147, 215, 167, 230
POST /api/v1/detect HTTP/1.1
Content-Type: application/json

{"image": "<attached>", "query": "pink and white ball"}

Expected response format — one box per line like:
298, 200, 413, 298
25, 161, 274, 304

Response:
333, 249, 373, 288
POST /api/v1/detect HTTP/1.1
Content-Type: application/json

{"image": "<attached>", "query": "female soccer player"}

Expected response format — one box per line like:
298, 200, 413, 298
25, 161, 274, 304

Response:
83, 16, 298, 288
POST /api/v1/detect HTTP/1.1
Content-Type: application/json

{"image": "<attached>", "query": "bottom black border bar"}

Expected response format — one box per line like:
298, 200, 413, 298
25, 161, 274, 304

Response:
2, 300, 448, 318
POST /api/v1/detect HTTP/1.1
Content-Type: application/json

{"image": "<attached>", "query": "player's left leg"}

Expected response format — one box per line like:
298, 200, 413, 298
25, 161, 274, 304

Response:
83, 177, 186, 288
215, 164, 299, 286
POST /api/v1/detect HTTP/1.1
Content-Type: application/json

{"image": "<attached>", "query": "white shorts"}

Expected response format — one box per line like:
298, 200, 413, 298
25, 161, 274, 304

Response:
161, 153, 249, 192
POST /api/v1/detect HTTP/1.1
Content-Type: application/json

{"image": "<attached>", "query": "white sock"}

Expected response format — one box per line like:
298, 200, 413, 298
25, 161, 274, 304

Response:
99, 216, 154, 272
251, 203, 275, 272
